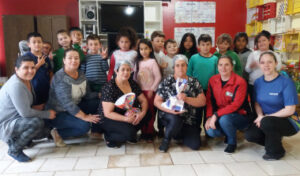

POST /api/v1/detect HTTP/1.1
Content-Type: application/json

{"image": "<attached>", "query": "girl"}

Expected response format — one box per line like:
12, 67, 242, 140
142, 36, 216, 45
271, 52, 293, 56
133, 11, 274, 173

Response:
134, 39, 162, 142
107, 27, 138, 81
178, 33, 198, 60
233, 32, 252, 80
245, 30, 282, 116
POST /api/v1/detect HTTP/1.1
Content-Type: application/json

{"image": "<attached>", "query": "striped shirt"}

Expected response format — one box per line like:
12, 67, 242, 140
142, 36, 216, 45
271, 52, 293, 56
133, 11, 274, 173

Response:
81, 54, 109, 84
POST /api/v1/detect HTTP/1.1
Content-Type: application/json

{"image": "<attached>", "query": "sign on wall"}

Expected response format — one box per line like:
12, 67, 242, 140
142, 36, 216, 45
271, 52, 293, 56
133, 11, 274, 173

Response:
175, 1, 216, 23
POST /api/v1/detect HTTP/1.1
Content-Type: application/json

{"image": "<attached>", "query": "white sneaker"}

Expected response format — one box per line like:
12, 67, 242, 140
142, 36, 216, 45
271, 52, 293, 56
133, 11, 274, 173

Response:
50, 129, 66, 147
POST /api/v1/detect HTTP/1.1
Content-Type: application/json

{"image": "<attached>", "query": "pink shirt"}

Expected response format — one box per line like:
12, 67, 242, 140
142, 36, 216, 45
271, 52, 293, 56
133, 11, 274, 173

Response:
135, 59, 162, 91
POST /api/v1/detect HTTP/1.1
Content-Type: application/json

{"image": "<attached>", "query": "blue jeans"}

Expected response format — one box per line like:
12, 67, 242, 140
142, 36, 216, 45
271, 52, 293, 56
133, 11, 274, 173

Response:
45, 98, 100, 139
206, 113, 250, 145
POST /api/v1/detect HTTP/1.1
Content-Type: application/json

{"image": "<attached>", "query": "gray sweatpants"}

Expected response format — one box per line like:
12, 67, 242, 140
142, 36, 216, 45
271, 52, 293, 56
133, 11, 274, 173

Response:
7, 117, 44, 154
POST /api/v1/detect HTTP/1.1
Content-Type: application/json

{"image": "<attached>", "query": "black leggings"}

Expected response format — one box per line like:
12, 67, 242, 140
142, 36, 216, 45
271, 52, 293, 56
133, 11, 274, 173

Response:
96, 111, 151, 143
161, 113, 201, 150
245, 116, 297, 156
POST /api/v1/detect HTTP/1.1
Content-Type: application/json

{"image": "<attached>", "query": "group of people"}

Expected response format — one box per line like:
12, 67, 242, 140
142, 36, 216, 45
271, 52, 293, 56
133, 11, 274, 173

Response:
0, 26, 298, 163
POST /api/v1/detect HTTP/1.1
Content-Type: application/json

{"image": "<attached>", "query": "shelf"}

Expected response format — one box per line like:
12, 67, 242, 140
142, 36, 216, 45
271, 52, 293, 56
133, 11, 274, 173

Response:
81, 19, 97, 22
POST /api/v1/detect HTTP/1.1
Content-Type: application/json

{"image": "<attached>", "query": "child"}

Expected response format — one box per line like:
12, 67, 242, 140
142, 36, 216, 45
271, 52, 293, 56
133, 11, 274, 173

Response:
24, 32, 52, 109
42, 41, 52, 56
214, 33, 243, 76
178, 33, 198, 60
42, 41, 54, 68
187, 34, 218, 92
53, 30, 72, 72
81, 34, 108, 92
134, 39, 162, 142
53, 30, 85, 72
187, 34, 218, 134
160, 39, 178, 79
107, 27, 137, 81
69, 27, 86, 61
151, 31, 165, 64
234, 32, 252, 81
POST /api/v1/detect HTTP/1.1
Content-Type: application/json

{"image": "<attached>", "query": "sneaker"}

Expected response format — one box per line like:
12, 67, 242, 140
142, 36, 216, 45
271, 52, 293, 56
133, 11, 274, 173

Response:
50, 129, 66, 147
224, 144, 236, 154
263, 153, 284, 161
159, 139, 169, 153
106, 141, 121, 148
8, 151, 31, 162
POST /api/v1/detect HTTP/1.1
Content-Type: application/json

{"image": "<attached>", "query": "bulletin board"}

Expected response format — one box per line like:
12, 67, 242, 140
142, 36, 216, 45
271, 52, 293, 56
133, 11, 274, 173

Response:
175, 1, 216, 23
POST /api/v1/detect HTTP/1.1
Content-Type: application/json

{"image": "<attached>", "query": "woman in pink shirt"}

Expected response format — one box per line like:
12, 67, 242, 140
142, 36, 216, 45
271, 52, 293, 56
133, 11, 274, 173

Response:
134, 39, 162, 142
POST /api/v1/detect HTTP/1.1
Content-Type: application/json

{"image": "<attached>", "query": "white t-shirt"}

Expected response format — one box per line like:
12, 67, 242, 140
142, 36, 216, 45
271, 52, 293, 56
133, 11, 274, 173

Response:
160, 55, 174, 79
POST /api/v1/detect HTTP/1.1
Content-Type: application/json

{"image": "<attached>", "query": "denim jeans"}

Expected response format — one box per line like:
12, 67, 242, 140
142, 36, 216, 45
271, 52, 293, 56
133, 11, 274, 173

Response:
45, 98, 100, 139
206, 113, 250, 145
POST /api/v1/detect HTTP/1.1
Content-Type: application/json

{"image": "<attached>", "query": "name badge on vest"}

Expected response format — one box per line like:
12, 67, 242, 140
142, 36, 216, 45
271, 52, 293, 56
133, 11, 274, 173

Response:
225, 91, 233, 97
269, 92, 279, 96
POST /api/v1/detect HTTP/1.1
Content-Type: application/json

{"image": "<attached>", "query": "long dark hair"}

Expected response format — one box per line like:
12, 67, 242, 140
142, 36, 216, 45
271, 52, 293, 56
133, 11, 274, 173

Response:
255, 30, 273, 51
178, 33, 198, 55
135, 38, 157, 80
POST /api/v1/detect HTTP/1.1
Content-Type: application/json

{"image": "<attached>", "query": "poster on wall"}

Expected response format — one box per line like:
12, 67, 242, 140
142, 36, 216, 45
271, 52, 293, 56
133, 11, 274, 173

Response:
174, 27, 215, 46
175, 1, 216, 23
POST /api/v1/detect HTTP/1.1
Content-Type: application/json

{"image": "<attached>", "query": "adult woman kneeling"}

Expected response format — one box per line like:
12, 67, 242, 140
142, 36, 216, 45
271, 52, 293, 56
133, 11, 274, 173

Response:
205, 55, 251, 154
0, 56, 56, 162
245, 52, 299, 160
154, 54, 206, 152
96, 60, 150, 148
46, 49, 100, 146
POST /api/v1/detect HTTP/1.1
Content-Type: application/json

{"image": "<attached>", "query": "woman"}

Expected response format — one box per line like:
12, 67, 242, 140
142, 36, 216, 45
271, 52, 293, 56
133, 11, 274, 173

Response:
205, 55, 251, 154
96, 60, 150, 148
245, 30, 282, 116
245, 52, 299, 160
46, 49, 100, 146
0, 56, 56, 162
154, 54, 206, 152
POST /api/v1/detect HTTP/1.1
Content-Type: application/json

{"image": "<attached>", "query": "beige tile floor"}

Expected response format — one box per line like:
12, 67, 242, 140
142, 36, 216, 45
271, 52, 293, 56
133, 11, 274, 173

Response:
0, 132, 300, 176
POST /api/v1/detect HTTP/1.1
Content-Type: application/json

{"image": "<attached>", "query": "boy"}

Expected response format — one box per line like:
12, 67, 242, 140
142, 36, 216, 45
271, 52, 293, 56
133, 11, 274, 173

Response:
24, 32, 52, 109
214, 33, 243, 76
187, 34, 218, 136
187, 34, 218, 92
42, 41, 54, 68
160, 39, 178, 79
69, 27, 86, 61
80, 34, 108, 92
151, 31, 165, 65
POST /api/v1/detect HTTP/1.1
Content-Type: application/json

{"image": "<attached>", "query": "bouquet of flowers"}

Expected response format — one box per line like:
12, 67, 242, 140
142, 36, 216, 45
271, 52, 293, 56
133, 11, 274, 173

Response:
115, 92, 140, 116
161, 78, 187, 112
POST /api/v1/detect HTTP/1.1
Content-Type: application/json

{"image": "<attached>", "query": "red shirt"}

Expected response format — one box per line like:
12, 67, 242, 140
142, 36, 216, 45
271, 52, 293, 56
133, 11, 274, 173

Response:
206, 72, 249, 118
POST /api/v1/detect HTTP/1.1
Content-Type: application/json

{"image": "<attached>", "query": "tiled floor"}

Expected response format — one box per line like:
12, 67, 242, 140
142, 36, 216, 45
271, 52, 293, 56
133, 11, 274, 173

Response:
1, 132, 300, 176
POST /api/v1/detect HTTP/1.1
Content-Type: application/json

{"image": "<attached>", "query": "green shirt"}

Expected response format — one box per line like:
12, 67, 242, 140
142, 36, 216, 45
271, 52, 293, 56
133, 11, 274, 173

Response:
52, 45, 86, 73
187, 54, 218, 90
214, 50, 243, 76
72, 44, 86, 63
